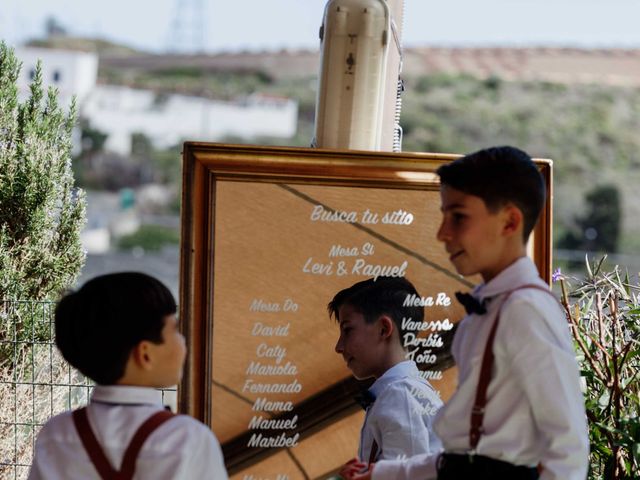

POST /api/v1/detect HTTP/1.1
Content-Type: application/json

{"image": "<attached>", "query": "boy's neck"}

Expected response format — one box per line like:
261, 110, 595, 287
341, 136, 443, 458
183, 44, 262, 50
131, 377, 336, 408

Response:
481, 245, 527, 283
117, 365, 167, 388
373, 348, 408, 380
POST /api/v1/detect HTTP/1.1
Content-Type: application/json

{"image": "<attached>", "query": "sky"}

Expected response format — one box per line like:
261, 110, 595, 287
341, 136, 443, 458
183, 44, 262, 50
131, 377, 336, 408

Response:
2, 0, 640, 54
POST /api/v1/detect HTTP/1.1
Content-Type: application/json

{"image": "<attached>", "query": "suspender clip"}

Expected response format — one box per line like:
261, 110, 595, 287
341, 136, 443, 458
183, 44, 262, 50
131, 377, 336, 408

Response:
468, 449, 476, 463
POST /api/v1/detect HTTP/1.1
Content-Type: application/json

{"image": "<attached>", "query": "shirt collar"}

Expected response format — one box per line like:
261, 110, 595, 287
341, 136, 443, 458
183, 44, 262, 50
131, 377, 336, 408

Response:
91, 385, 164, 406
475, 256, 545, 301
369, 360, 419, 397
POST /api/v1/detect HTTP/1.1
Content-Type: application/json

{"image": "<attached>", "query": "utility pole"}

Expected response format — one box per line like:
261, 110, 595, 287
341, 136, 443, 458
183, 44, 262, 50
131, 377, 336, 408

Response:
168, 0, 206, 53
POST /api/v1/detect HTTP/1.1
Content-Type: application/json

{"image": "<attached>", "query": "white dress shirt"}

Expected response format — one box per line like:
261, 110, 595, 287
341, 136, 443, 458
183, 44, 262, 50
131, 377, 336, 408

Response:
28, 385, 229, 480
359, 360, 443, 462
373, 257, 589, 480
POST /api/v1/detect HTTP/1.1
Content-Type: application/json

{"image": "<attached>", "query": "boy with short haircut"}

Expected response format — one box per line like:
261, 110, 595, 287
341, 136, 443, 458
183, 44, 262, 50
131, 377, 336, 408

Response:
329, 277, 443, 472
28, 272, 229, 480
348, 146, 589, 480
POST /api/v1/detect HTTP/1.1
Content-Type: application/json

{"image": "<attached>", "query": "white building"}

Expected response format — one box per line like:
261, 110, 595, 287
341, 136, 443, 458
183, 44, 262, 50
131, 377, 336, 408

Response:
81, 86, 298, 155
15, 46, 298, 155
16, 47, 99, 107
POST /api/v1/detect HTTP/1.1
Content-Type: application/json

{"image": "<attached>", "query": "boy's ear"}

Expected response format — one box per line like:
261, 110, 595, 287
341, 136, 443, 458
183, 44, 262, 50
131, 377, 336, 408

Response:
378, 315, 395, 340
502, 205, 523, 237
131, 341, 153, 371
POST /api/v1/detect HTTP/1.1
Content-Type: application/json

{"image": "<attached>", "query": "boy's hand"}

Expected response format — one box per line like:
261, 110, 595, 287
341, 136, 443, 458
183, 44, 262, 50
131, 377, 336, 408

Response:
338, 458, 368, 479
338, 458, 375, 480
350, 462, 375, 480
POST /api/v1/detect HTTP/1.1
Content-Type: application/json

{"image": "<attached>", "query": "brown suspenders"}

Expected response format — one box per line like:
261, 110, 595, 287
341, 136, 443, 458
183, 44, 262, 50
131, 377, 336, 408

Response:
469, 283, 558, 451
368, 439, 379, 464
73, 407, 176, 480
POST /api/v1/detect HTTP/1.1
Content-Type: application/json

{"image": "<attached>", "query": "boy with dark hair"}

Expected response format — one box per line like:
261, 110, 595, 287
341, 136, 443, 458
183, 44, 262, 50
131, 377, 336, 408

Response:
330, 277, 442, 473
347, 146, 589, 480
28, 272, 228, 480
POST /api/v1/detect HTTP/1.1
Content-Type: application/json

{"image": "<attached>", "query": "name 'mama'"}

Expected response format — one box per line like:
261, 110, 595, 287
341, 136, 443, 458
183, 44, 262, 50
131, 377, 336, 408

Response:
252, 397, 294, 412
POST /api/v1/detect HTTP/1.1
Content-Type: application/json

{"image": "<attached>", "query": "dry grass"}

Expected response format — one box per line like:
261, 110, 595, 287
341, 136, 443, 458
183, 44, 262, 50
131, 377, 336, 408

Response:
0, 345, 92, 480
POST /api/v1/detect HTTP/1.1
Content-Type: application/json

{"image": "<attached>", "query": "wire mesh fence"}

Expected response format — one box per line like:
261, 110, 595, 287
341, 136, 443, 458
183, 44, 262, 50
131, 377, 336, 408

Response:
0, 300, 177, 480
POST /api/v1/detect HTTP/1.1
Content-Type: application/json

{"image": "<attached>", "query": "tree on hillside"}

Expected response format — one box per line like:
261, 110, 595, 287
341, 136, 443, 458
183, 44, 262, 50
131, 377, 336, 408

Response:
559, 184, 621, 254
0, 41, 86, 302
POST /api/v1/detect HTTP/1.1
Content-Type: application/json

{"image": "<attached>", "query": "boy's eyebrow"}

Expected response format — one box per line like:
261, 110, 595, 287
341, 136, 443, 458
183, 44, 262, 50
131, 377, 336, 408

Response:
440, 202, 466, 212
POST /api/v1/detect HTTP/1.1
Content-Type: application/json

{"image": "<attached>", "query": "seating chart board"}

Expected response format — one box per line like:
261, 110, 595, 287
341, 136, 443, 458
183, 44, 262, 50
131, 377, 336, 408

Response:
179, 143, 552, 479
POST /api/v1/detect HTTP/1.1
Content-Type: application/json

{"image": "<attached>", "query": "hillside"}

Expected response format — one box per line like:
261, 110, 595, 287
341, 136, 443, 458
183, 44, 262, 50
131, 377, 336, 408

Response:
96, 47, 640, 86
36, 38, 638, 256
150, 69, 638, 255
108, 68, 640, 254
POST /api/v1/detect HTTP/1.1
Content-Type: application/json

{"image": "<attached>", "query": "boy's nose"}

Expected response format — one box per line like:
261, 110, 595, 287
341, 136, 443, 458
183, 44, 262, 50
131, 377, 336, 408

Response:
436, 220, 449, 242
335, 336, 344, 354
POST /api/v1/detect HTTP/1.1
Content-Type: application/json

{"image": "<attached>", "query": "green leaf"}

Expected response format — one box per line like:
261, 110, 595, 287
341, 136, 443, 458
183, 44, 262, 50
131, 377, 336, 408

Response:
584, 295, 594, 315
592, 442, 612, 456
585, 254, 593, 278
598, 391, 611, 408
624, 269, 630, 289
593, 255, 607, 276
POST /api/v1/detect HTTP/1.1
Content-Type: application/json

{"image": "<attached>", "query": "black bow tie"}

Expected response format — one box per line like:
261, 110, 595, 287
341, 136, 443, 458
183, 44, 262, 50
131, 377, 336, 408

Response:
354, 390, 376, 410
455, 291, 487, 315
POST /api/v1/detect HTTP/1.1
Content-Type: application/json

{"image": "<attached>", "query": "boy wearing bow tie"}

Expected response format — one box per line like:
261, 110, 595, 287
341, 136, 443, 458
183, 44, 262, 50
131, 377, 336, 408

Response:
347, 146, 588, 480
329, 277, 443, 476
